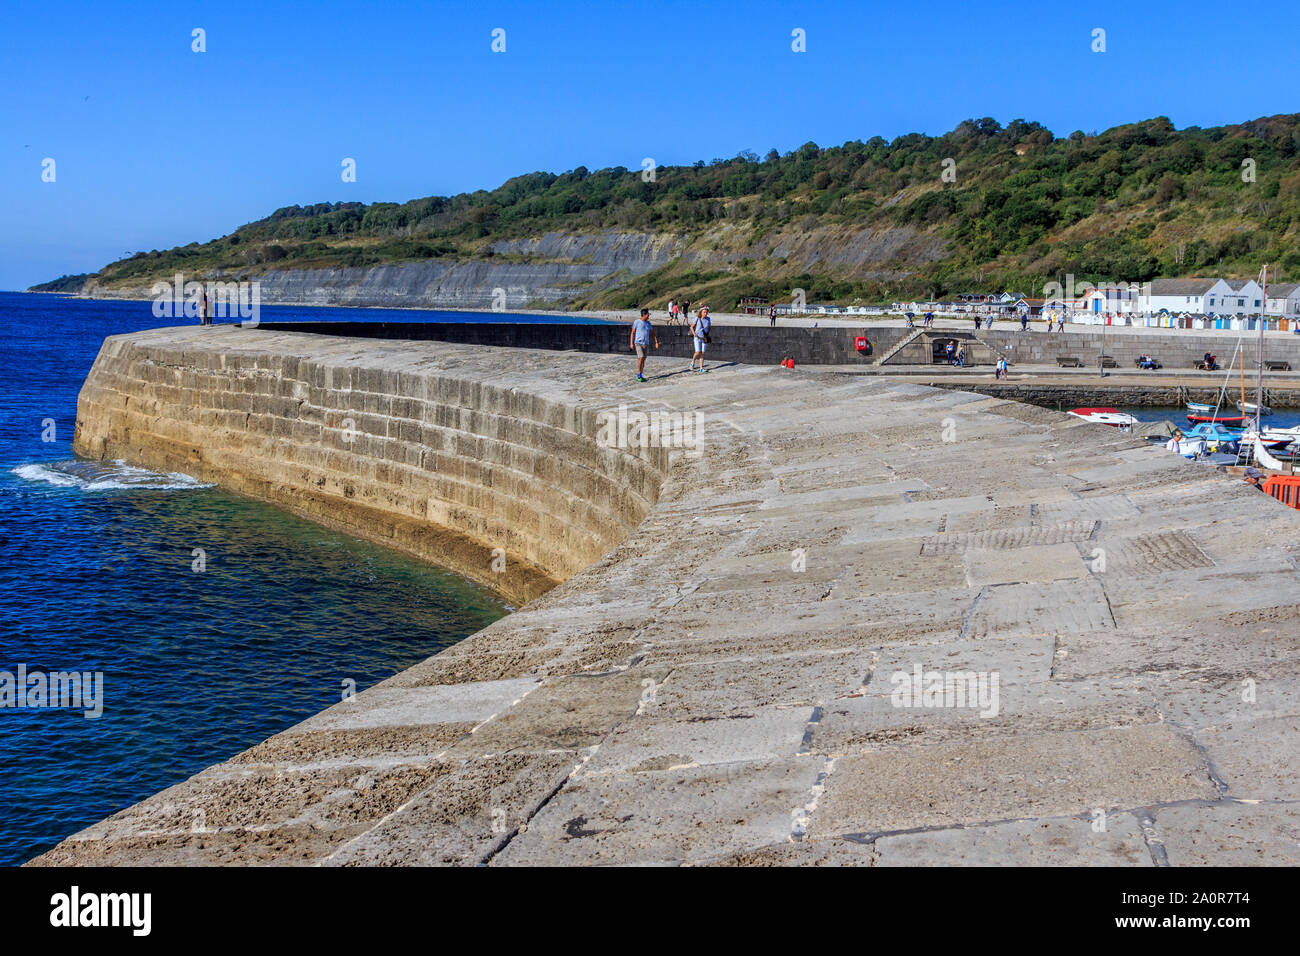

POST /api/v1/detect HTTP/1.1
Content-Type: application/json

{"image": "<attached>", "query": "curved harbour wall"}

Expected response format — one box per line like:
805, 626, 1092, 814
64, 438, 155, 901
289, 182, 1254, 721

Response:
43, 326, 1300, 866
73, 327, 672, 605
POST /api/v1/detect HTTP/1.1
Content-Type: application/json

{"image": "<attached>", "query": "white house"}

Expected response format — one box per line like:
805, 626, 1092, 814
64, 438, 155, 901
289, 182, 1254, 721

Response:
1081, 285, 1141, 314
1264, 282, 1300, 317
1208, 279, 1264, 315
1138, 278, 1231, 315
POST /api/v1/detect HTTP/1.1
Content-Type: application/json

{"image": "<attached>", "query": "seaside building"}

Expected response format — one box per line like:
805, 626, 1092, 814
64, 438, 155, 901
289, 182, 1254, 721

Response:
1136, 278, 1230, 315
1212, 279, 1265, 315
1081, 285, 1141, 314
1264, 282, 1300, 317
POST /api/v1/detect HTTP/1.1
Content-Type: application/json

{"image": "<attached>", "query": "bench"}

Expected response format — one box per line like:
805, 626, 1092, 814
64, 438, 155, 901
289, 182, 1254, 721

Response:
1098, 355, 1118, 369
1056, 356, 1084, 367
1266, 360, 1291, 372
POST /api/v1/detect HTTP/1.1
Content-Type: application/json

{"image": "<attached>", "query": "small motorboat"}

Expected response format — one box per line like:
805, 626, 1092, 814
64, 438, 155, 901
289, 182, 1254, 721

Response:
1236, 400, 1272, 416
1186, 401, 1218, 413
1180, 423, 1249, 452
1186, 414, 1248, 427
1068, 407, 1140, 428
1239, 428, 1297, 451
1199, 452, 1242, 466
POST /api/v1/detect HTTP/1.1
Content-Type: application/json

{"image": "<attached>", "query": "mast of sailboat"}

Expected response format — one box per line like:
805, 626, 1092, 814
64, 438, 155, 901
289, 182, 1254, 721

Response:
1257, 264, 1267, 436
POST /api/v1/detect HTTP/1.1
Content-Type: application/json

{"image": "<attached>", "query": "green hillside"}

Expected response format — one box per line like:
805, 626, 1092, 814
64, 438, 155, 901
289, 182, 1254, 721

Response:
61, 113, 1300, 308
28, 273, 96, 293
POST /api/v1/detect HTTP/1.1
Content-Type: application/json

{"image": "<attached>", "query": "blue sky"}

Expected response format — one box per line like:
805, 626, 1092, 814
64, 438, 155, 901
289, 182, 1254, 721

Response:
3, 0, 1297, 290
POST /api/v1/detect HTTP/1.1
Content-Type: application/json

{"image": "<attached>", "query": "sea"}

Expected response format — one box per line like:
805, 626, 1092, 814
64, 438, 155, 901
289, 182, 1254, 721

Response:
0, 291, 601, 866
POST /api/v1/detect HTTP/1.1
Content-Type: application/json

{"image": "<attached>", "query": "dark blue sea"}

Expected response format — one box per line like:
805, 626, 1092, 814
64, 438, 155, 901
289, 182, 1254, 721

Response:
0, 293, 594, 865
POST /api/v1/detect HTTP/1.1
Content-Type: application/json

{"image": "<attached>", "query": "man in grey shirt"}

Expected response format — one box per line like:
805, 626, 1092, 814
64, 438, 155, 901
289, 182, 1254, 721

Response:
630, 308, 659, 382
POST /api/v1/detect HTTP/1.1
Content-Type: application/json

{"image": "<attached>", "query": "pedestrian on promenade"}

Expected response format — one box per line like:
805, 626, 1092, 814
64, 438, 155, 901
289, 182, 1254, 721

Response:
690, 306, 711, 372
770, 304, 777, 327
668, 299, 677, 325
630, 307, 659, 382
945, 340, 955, 365
1021, 312, 1029, 332
681, 300, 691, 325
956, 344, 966, 368
974, 315, 982, 330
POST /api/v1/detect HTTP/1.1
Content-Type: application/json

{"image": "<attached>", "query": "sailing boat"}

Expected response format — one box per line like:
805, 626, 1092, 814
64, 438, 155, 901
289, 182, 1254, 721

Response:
1242, 265, 1291, 471
1237, 400, 1273, 416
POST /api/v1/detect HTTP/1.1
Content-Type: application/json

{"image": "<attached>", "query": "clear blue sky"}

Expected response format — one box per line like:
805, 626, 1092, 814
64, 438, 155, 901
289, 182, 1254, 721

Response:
3, 0, 1297, 290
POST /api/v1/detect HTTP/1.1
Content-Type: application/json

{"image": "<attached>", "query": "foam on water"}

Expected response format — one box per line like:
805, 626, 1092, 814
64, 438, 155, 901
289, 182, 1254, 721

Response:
12, 459, 215, 491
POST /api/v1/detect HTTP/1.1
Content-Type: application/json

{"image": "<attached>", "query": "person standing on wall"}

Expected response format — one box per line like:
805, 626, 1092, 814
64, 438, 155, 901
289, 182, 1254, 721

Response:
690, 305, 711, 372
630, 307, 659, 382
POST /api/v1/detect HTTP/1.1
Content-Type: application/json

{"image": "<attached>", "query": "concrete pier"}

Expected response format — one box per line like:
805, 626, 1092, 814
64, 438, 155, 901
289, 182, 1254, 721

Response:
33, 326, 1300, 866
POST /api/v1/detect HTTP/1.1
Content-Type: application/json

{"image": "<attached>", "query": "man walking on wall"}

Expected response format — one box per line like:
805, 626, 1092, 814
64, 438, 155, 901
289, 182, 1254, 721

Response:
630, 308, 659, 382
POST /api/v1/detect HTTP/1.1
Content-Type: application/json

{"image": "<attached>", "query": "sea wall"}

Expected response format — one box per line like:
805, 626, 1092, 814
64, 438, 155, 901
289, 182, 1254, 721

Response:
42, 328, 1300, 867
72, 328, 674, 604
254, 320, 1300, 373
257, 319, 885, 365
929, 325, 1300, 370
923, 380, 1300, 409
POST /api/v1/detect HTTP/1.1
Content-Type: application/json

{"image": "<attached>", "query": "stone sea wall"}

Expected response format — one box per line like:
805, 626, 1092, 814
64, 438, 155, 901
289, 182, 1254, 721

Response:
39, 328, 1300, 866
72, 328, 673, 605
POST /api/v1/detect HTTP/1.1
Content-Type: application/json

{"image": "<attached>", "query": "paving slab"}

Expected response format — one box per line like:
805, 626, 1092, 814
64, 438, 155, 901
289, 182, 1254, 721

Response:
1156, 801, 1300, 866
809, 725, 1219, 837
874, 815, 1153, 866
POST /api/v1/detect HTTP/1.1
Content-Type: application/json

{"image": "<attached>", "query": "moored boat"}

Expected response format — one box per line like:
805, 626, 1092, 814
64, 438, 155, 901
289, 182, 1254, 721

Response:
1068, 407, 1140, 428
1186, 413, 1248, 427
1236, 400, 1272, 416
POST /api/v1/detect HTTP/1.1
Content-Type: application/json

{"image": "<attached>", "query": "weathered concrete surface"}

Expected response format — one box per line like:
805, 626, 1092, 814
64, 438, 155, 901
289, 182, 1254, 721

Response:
34, 327, 1300, 866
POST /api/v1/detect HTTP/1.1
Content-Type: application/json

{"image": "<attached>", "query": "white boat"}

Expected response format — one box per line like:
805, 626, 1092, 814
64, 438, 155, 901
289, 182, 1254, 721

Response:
1242, 425, 1300, 444
1249, 438, 1289, 471
1236, 400, 1272, 416
1067, 406, 1140, 428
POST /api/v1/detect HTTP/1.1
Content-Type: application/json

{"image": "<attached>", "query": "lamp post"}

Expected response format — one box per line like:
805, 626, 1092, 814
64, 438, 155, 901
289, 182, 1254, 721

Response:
1099, 307, 1106, 378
